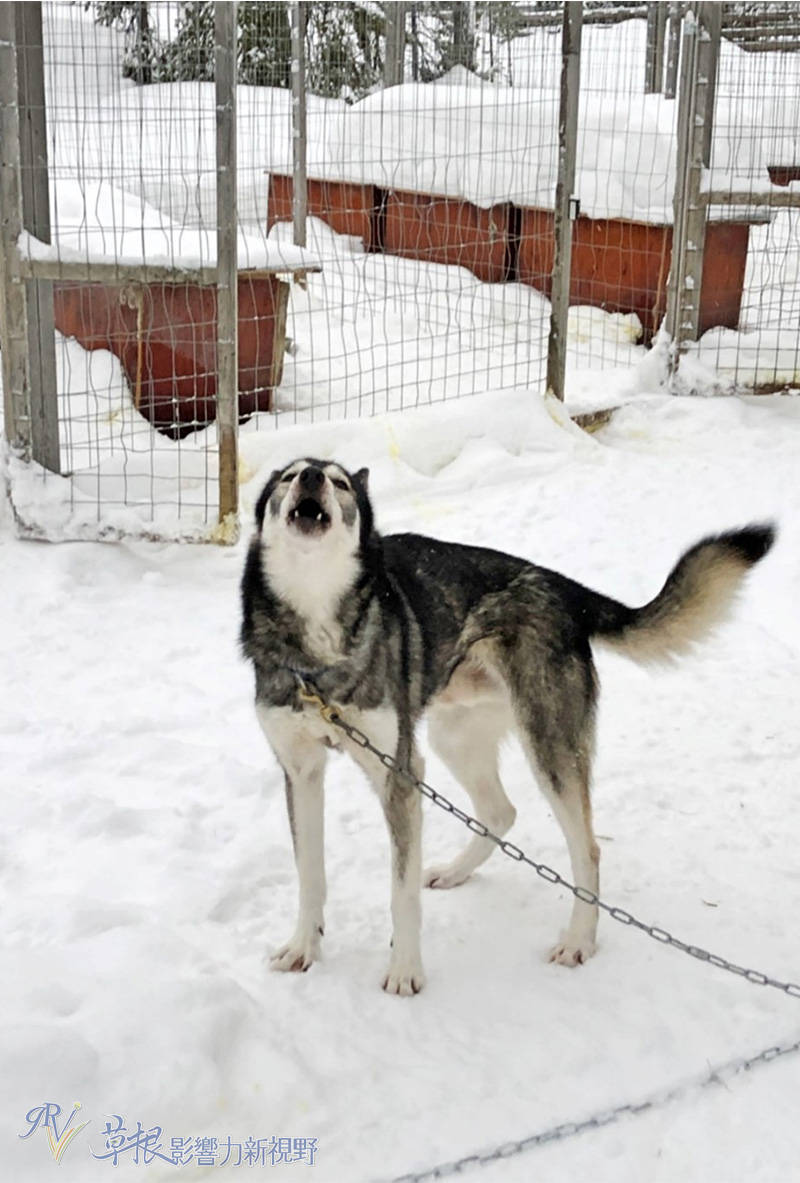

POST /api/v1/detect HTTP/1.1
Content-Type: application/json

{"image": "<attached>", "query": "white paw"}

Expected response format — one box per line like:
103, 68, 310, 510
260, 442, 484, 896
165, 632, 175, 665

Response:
549, 936, 596, 967
382, 957, 425, 996
424, 863, 471, 890
270, 928, 321, 974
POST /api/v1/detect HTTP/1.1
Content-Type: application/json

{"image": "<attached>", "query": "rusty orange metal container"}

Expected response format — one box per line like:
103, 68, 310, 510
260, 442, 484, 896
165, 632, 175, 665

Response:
767, 165, 800, 186
53, 275, 287, 436
382, 189, 512, 283
268, 173, 752, 342
268, 173, 378, 244
517, 210, 750, 339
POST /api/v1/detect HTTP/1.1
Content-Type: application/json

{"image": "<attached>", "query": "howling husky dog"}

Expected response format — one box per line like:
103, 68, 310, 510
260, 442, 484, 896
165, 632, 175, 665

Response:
240, 458, 774, 996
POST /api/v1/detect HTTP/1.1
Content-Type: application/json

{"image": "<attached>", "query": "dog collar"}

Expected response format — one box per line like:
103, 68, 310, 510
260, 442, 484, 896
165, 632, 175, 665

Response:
282, 664, 341, 724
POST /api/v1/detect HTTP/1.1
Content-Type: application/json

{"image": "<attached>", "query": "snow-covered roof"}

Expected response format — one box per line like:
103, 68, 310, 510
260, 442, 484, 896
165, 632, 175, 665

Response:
18, 181, 318, 273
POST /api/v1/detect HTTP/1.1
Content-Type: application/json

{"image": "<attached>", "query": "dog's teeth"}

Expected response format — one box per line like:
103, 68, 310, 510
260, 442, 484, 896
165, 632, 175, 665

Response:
316, 513, 323, 522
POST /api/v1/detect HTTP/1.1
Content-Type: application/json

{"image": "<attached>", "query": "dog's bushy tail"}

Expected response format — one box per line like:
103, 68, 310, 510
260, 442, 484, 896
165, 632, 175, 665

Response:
589, 525, 775, 663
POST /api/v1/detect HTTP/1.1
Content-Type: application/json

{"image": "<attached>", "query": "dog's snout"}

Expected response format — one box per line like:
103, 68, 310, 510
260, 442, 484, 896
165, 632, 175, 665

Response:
299, 466, 325, 492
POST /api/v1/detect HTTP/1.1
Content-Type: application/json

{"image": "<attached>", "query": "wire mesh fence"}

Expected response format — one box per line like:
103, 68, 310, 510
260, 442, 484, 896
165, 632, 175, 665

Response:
1, 1, 312, 538
15, 4, 227, 533
1, 2, 798, 540
689, 4, 800, 393
257, 3, 567, 423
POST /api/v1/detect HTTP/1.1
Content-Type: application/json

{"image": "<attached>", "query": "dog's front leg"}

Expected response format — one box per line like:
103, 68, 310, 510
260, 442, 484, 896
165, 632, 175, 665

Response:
382, 774, 424, 995
258, 705, 327, 973
347, 710, 425, 995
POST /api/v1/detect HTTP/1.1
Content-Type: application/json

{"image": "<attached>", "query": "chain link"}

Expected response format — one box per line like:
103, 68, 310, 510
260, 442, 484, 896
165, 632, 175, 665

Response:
292, 677, 800, 1182
385, 1033, 800, 1183
294, 678, 800, 1000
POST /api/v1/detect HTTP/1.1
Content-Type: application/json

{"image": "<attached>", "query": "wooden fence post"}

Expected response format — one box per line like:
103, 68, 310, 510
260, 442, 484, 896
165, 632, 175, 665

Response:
16, 2, 59, 474
215, 1, 238, 531
546, 1, 582, 402
645, 2, 667, 93
0, 4, 28, 458
664, 2, 683, 99
665, 2, 720, 366
291, 3, 308, 249
0, 2, 59, 472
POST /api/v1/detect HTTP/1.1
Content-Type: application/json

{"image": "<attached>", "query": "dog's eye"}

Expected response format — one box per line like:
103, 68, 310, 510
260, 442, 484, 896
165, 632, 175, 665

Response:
279, 473, 294, 484
332, 478, 349, 492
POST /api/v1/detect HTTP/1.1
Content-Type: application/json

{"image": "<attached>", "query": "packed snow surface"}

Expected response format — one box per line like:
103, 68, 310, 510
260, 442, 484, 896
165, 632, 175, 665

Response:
3, 387, 800, 1182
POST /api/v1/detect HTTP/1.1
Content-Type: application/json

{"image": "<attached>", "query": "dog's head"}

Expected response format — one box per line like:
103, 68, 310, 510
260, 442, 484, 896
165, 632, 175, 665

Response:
254, 458, 374, 554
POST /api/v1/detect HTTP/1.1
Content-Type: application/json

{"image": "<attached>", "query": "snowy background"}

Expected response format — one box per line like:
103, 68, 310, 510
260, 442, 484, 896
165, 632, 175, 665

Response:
3, 387, 800, 1183
8, 3, 800, 537
3, 5, 800, 1180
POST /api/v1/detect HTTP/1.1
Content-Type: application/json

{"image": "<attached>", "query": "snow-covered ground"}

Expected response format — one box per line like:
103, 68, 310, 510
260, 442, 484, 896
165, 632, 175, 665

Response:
3, 386, 800, 1183
3, 12, 800, 1177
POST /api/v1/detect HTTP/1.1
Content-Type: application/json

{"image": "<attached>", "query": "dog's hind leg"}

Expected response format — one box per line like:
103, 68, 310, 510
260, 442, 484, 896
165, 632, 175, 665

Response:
510, 650, 601, 967
530, 761, 600, 966
424, 700, 515, 889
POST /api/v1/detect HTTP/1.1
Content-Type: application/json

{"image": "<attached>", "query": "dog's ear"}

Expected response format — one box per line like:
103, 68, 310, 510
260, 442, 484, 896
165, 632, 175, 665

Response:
351, 467, 376, 552
254, 468, 282, 531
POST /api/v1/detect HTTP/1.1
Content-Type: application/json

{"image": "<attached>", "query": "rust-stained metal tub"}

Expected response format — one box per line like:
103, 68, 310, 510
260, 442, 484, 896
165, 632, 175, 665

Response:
517, 209, 751, 339
382, 189, 512, 283
267, 173, 752, 340
53, 274, 289, 437
267, 173, 378, 244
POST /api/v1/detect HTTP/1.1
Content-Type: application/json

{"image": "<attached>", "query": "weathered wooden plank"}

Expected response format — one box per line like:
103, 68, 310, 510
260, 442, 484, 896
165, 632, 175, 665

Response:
703, 190, 800, 210
16, 258, 318, 284
270, 280, 290, 390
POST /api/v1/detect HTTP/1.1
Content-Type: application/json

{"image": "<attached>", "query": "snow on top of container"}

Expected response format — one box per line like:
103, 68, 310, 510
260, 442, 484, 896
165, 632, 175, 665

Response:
17, 181, 319, 273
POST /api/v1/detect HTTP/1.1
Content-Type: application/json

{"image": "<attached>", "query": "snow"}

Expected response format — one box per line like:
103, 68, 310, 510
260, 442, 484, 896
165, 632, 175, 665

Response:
42, 7, 799, 235
46, 59, 790, 228
3, 385, 800, 1183
19, 181, 317, 273
677, 326, 800, 396
8, 208, 650, 540
18, 0, 797, 546
7, 336, 222, 541
4, 6, 800, 1180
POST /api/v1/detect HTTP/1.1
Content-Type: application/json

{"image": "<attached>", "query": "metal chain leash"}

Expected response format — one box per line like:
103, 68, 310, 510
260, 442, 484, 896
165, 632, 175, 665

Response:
295, 676, 800, 1001
385, 1032, 800, 1183
292, 675, 800, 1182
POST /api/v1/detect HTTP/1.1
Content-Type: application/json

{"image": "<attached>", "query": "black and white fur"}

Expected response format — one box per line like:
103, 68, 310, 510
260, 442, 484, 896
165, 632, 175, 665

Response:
240, 457, 774, 995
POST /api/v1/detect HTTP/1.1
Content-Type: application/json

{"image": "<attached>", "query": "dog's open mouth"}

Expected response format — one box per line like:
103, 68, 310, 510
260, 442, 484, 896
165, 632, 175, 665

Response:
288, 496, 331, 534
